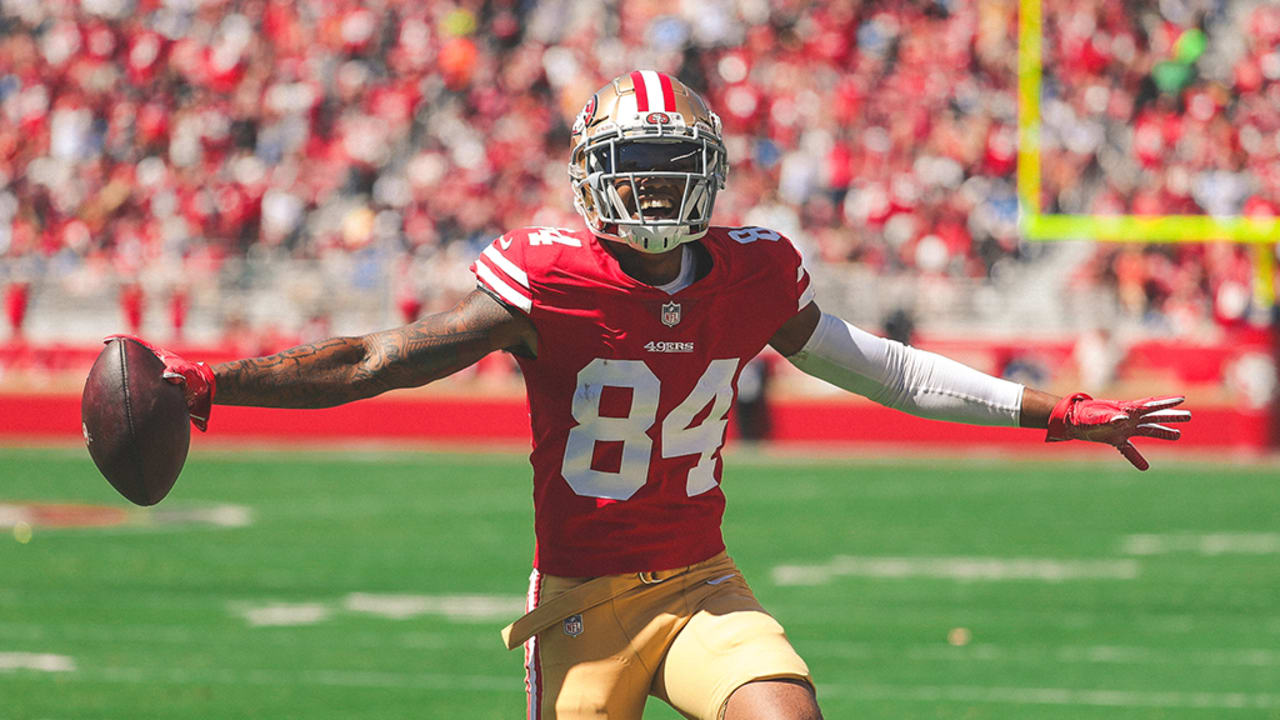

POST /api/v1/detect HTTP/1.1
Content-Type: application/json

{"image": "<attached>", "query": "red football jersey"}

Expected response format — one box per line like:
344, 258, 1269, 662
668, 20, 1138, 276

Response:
471, 225, 814, 577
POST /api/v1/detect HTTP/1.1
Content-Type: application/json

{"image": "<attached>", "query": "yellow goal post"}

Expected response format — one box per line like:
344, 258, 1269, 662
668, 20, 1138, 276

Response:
1016, 0, 1279, 305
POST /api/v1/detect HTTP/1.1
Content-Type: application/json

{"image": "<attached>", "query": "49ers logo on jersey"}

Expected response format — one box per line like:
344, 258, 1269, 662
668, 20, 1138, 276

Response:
645, 340, 694, 353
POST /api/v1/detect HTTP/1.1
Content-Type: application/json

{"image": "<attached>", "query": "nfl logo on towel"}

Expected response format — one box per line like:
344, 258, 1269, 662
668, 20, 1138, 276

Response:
563, 614, 584, 637
661, 302, 682, 328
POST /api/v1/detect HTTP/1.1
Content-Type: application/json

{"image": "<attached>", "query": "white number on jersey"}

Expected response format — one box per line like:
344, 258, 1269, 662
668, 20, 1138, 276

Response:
561, 358, 741, 500
662, 358, 738, 496
527, 227, 582, 247
563, 360, 659, 501
727, 226, 781, 244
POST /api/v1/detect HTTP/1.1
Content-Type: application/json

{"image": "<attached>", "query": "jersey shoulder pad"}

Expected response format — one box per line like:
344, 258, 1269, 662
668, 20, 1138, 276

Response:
471, 227, 589, 313
704, 225, 814, 311
709, 224, 788, 246
705, 224, 807, 264
706, 224, 805, 260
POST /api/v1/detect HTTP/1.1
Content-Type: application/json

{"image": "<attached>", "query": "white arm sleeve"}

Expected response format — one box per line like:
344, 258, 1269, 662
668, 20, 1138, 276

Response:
786, 312, 1024, 427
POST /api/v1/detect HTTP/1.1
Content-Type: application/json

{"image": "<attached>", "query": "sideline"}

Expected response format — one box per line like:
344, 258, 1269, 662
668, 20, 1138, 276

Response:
3, 438, 1278, 469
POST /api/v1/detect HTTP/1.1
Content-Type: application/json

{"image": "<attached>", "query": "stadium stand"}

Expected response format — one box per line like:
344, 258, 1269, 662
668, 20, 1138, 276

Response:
0, 0, 1276, 435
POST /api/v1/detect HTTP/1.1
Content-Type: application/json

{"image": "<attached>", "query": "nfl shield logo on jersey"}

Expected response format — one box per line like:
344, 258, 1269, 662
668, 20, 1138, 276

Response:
660, 301, 682, 327
563, 614, 584, 638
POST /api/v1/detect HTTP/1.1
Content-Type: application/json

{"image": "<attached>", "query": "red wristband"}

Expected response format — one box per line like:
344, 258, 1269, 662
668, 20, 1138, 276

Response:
1045, 392, 1091, 442
196, 361, 216, 403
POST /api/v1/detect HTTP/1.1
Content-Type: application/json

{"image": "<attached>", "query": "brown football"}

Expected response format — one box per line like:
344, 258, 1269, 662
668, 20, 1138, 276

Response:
81, 338, 191, 506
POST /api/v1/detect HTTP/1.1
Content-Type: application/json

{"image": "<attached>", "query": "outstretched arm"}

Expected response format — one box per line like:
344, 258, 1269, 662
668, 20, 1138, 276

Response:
213, 289, 534, 408
771, 302, 1023, 426
1018, 388, 1059, 429
121, 289, 536, 427
769, 303, 1189, 469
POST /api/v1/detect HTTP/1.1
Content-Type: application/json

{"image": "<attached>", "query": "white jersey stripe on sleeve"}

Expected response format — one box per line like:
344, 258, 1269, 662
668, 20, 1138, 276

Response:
798, 279, 816, 309
475, 259, 533, 312
483, 245, 529, 288
797, 267, 815, 309
639, 70, 665, 114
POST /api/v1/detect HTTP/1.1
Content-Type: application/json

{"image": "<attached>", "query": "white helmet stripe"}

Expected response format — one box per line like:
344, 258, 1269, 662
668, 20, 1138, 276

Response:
638, 70, 667, 113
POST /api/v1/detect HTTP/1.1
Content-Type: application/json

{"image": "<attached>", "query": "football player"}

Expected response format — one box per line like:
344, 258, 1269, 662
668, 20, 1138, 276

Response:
129, 71, 1190, 720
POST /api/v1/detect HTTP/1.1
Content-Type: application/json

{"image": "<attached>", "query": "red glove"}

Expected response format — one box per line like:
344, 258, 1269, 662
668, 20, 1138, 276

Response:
105, 334, 216, 432
1046, 393, 1190, 470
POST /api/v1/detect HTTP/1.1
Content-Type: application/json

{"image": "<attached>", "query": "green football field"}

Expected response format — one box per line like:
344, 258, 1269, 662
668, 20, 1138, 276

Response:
1, 445, 1277, 719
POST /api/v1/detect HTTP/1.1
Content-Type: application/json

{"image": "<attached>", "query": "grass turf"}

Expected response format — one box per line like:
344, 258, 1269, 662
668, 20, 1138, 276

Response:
1, 446, 1277, 719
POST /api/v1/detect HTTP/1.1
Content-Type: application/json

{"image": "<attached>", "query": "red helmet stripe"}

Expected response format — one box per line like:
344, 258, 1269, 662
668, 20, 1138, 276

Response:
630, 70, 649, 111
658, 72, 676, 112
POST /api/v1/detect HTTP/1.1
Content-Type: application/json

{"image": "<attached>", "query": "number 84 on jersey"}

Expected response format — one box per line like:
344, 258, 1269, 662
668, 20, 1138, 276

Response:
562, 357, 740, 502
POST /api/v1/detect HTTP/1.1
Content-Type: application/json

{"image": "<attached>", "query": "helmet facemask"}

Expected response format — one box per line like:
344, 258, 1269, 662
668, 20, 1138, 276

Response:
569, 73, 728, 254
579, 136, 725, 253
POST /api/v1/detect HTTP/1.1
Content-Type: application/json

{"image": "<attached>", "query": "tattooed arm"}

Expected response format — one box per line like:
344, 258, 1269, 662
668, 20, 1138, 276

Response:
212, 289, 536, 408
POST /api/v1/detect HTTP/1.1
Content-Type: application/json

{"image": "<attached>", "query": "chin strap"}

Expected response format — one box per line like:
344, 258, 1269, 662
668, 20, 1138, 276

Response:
619, 224, 692, 254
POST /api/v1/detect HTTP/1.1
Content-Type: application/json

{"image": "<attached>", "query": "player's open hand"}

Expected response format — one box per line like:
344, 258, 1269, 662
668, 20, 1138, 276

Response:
103, 334, 216, 431
1045, 393, 1190, 470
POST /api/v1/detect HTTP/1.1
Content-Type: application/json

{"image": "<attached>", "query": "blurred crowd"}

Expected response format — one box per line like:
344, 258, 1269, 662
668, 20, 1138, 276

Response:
1041, 0, 1280, 333
1, 0, 1278, 343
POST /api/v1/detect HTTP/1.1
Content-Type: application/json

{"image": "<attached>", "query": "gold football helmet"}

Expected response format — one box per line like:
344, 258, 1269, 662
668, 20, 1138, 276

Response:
569, 71, 728, 253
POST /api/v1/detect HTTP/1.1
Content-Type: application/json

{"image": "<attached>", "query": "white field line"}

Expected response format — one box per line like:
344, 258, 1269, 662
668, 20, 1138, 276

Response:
6, 663, 1277, 710
818, 683, 1280, 710
230, 593, 525, 627
148, 505, 253, 528
0, 502, 253, 533
13, 664, 517, 692
0, 652, 75, 672
802, 641, 1280, 668
0, 621, 492, 651
772, 556, 1140, 585
343, 593, 523, 621
1121, 533, 1280, 555
232, 602, 332, 627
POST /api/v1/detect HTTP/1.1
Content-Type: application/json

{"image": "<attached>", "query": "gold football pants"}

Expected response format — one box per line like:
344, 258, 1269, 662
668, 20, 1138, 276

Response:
515, 552, 812, 719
